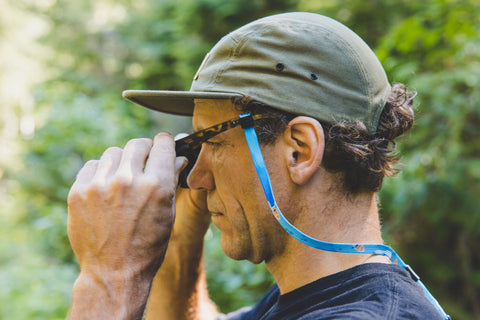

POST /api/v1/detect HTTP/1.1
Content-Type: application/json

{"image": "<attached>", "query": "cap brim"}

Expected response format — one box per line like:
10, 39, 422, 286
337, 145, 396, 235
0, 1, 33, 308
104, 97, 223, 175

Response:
122, 90, 243, 116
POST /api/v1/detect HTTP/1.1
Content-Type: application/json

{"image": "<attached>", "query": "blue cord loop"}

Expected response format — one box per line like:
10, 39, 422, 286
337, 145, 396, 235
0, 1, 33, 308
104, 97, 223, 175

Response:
239, 113, 450, 320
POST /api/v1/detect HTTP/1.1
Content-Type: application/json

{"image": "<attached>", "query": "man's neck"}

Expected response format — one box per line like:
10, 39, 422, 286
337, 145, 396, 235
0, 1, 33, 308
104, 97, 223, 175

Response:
265, 192, 390, 294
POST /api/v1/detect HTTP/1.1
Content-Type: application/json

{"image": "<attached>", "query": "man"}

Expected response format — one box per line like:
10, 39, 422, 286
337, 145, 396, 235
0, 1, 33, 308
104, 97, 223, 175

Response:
67, 12, 449, 319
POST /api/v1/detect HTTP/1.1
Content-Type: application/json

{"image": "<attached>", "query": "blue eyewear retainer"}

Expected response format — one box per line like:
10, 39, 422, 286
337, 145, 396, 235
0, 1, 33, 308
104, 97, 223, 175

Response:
237, 113, 450, 320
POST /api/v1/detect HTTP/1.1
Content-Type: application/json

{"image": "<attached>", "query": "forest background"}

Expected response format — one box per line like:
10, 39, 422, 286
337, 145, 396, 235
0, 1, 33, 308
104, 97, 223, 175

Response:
0, 0, 478, 319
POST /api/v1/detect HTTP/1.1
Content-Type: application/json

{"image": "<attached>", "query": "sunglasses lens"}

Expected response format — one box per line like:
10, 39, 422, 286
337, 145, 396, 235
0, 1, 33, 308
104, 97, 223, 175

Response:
178, 151, 199, 188
175, 136, 201, 188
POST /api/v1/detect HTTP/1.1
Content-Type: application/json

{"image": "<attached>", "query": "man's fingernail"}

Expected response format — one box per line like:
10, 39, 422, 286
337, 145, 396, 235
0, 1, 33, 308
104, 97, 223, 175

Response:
175, 156, 189, 172
154, 132, 173, 142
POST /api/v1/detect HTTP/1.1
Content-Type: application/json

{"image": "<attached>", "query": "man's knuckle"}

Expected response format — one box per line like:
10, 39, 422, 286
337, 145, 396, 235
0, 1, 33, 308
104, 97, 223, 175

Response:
111, 175, 133, 189
84, 182, 105, 198
67, 189, 83, 206
154, 186, 176, 205
139, 175, 159, 189
139, 176, 175, 203
83, 159, 98, 168
103, 146, 122, 156
126, 138, 152, 149
154, 141, 175, 154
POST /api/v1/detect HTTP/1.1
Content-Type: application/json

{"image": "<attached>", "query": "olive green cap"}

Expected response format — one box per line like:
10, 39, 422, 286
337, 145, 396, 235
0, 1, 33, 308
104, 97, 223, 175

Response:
123, 12, 391, 133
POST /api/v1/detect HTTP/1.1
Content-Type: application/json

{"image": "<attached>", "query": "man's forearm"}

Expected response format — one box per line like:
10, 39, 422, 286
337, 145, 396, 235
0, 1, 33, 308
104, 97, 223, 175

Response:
144, 237, 218, 320
68, 272, 153, 320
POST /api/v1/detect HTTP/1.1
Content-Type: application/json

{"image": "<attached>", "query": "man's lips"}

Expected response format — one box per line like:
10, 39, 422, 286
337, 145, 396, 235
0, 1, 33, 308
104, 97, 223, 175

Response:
207, 199, 224, 217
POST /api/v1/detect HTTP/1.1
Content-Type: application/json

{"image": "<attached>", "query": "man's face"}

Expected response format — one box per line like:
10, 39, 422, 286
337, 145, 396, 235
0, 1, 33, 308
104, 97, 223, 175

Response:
187, 99, 287, 264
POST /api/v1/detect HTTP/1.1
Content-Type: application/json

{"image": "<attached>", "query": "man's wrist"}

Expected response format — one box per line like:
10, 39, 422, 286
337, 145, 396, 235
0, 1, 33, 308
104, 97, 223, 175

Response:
69, 271, 153, 320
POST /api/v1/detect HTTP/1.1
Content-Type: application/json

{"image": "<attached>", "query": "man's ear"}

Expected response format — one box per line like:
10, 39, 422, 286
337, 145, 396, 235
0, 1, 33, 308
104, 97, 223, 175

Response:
282, 116, 325, 185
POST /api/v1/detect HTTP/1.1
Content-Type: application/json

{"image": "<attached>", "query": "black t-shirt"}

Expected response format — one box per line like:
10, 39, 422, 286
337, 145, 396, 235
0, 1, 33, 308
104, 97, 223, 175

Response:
219, 263, 444, 319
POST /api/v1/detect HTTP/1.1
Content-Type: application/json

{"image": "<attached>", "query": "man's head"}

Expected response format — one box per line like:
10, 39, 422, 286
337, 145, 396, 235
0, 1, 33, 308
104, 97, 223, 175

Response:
123, 12, 416, 261
124, 12, 415, 194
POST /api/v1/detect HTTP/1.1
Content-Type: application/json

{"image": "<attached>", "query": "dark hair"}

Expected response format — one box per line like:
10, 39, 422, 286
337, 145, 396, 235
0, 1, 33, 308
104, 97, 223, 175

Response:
234, 83, 416, 194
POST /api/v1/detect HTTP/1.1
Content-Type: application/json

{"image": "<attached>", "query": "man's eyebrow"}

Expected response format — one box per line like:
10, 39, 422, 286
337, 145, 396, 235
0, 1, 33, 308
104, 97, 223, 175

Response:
191, 117, 202, 132
192, 117, 222, 132
192, 122, 208, 132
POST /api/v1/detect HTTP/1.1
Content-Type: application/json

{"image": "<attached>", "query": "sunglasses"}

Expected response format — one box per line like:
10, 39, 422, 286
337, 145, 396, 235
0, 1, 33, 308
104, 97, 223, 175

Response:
175, 113, 273, 188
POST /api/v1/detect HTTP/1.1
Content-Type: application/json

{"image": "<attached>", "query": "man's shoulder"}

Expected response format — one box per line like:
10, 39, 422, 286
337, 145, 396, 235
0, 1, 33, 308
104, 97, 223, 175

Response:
223, 263, 444, 320
290, 263, 444, 320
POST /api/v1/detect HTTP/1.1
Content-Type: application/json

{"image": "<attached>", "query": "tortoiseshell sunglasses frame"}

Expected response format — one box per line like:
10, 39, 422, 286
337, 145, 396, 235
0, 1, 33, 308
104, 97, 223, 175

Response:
175, 113, 273, 188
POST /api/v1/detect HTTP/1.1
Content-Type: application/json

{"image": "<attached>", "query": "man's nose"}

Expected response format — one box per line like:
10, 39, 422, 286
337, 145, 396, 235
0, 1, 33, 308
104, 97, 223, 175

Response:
187, 148, 215, 191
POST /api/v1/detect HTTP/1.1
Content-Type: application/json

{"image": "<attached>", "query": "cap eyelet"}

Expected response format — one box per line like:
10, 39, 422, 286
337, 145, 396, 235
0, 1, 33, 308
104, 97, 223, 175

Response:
310, 73, 318, 80
276, 63, 285, 72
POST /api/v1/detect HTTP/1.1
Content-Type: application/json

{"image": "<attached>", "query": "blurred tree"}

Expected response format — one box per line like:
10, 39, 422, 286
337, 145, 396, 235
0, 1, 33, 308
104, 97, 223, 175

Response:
2, 0, 294, 317
301, 1, 480, 318
1, 0, 478, 319
376, 1, 480, 318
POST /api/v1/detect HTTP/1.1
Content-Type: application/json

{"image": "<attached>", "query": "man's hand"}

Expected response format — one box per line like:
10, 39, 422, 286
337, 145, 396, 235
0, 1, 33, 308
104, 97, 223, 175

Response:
142, 135, 216, 320
67, 133, 186, 319
171, 133, 211, 242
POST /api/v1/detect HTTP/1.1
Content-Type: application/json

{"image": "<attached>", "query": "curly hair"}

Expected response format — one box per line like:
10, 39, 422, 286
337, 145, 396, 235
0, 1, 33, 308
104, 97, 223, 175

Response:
234, 83, 416, 194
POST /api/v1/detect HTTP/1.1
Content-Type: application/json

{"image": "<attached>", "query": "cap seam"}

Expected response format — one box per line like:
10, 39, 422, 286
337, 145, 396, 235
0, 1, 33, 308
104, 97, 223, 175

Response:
209, 35, 243, 89
334, 35, 375, 132
333, 33, 390, 134
262, 21, 373, 128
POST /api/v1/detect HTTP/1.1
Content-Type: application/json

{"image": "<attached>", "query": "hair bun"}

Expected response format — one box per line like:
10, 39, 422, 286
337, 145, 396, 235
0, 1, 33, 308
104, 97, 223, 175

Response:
376, 83, 416, 140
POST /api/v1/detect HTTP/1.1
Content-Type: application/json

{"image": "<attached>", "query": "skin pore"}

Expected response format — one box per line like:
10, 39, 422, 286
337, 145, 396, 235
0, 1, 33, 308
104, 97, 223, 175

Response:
188, 99, 390, 294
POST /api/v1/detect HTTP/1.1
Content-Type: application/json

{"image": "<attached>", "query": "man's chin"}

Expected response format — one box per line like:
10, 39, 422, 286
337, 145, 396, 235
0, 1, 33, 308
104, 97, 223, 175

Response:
220, 235, 250, 262
220, 236, 266, 264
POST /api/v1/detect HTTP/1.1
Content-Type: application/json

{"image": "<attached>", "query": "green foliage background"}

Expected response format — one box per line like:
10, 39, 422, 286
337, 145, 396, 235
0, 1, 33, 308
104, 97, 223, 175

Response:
0, 0, 478, 319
